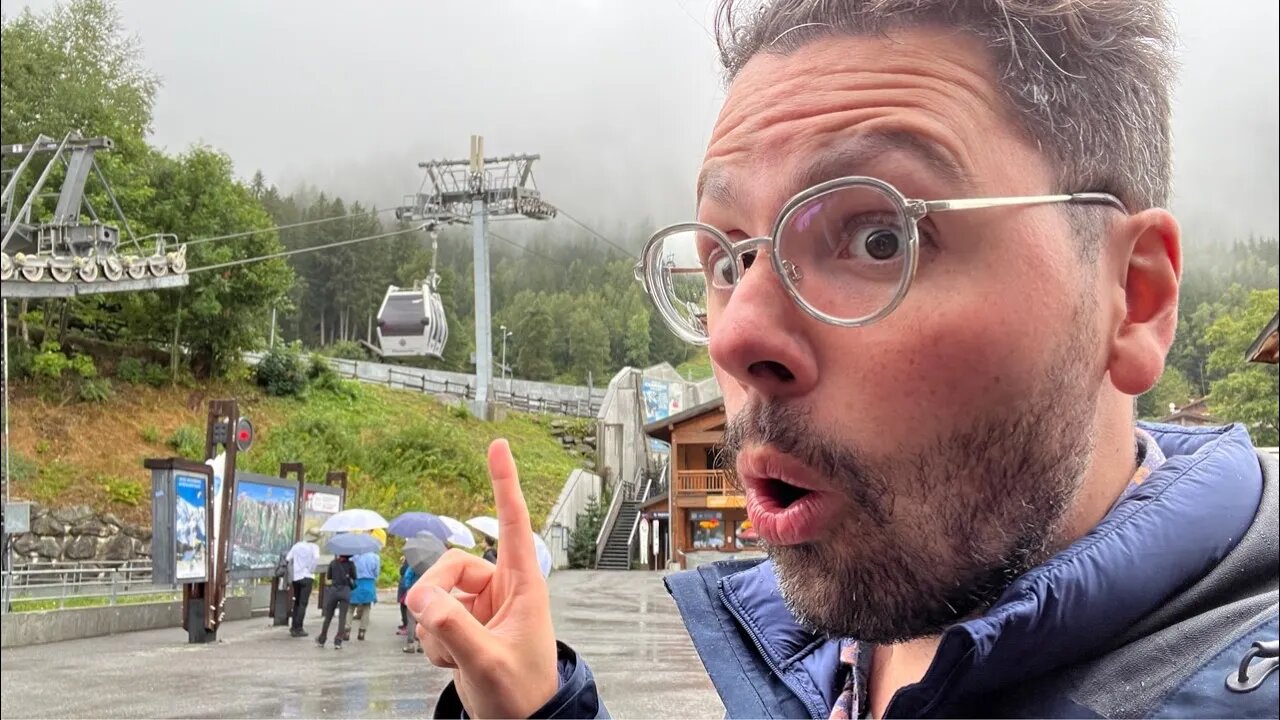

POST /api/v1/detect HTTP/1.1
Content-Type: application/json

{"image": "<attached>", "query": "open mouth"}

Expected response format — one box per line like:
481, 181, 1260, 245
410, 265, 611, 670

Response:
759, 477, 812, 508
738, 450, 839, 546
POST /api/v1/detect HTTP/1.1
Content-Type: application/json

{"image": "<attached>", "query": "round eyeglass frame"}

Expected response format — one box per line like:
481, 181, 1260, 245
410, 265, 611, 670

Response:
634, 175, 1127, 345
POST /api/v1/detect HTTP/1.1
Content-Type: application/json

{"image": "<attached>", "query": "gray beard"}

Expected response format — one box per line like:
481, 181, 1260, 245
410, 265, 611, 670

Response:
719, 351, 1098, 644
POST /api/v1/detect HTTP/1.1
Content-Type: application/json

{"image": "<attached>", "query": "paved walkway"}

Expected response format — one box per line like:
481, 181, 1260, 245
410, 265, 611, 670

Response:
1, 571, 724, 718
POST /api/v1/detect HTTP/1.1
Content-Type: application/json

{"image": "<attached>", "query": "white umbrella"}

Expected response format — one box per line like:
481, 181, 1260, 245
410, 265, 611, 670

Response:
438, 515, 476, 549
463, 514, 552, 577
320, 508, 388, 533
465, 515, 500, 540
532, 532, 553, 578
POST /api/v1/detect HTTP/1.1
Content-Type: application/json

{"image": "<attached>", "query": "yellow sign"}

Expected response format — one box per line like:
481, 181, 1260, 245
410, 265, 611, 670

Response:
706, 495, 746, 509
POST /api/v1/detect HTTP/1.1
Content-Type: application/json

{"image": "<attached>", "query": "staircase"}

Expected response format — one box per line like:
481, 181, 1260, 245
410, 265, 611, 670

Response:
595, 501, 640, 570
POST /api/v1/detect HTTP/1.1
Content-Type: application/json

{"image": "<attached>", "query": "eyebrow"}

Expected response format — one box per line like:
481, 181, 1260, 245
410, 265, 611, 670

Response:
697, 130, 970, 209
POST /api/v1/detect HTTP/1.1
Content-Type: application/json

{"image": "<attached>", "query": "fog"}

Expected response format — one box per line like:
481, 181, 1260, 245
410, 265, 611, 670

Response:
10, 0, 1279, 242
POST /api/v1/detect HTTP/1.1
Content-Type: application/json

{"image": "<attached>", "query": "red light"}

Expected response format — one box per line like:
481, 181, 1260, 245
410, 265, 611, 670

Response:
238, 430, 249, 441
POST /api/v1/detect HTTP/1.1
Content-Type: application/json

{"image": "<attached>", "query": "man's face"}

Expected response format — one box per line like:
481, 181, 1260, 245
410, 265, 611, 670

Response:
703, 31, 1111, 642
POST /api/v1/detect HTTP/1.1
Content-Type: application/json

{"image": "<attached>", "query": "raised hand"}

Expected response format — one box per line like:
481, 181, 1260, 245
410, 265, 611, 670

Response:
406, 438, 560, 719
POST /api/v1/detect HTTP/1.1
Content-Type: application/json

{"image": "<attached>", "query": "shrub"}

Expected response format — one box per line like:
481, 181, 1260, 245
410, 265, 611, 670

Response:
167, 425, 204, 459
143, 362, 170, 387
9, 452, 38, 483
117, 357, 145, 383
254, 342, 309, 397
140, 425, 160, 443
30, 341, 102, 403
102, 476, 144, 507
77, 377, 113, 403
568, 494, 606, 569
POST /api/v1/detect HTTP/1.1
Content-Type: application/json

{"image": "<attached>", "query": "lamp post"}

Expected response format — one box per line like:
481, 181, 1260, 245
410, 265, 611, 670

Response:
499, 326, 513, 380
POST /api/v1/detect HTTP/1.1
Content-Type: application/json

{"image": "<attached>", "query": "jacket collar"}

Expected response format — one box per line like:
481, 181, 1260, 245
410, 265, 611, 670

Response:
712, 423, 1264, 716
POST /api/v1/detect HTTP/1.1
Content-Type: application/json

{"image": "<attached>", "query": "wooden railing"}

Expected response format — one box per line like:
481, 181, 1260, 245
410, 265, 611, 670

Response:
676, 470, 734, 496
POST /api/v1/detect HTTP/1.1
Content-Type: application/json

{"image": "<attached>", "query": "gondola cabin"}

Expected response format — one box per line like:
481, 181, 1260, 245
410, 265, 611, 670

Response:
375, 283, 449, 358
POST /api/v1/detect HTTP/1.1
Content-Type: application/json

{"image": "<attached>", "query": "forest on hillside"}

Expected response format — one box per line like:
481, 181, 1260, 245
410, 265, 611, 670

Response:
2, 0, 1276, 443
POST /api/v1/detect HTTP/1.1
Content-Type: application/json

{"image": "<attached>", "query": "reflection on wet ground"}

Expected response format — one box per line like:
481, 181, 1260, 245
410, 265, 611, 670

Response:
1, 571, 724, 719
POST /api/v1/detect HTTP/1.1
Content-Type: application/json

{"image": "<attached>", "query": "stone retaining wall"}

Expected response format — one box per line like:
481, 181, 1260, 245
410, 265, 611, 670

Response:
9, 504, 151, 565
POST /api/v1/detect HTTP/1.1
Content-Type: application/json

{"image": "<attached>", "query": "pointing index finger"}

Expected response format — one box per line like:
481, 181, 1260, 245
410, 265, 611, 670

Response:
488, 438, 537, 573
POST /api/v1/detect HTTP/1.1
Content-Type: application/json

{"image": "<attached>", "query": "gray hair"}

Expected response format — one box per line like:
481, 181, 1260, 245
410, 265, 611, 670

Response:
713, 0, 1176, 213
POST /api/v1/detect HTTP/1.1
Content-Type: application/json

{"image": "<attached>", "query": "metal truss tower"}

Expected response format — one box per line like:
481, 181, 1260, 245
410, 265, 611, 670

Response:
396, 135, 555, 418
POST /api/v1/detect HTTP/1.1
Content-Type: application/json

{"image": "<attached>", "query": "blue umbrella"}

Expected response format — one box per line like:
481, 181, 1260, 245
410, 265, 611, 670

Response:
387, 512, 451, 542
326, 532, 382, 557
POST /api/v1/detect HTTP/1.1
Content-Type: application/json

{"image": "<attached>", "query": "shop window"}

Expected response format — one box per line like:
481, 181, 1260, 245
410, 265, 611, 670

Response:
736, 518, 760, 549
690, 510, 724, 549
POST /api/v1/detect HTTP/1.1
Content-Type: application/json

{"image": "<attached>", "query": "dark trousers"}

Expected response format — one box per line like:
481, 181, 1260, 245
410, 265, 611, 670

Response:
290, 578, 313, 631
318, 588, 351, 645
400, 602, 409, 627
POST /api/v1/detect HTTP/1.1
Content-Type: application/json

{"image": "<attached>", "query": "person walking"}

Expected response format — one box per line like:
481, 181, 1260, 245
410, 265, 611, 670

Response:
316, 553, 355, 650
397, 556, 412, 636
284, 534, 320, 637
346, 549, 381, 642
481, 536, 497, 564
402, 560, 423, 654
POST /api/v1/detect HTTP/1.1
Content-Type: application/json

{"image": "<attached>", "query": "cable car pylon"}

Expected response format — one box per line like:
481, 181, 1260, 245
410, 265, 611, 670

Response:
388, 135, 555, 418
1, 132, 188, 298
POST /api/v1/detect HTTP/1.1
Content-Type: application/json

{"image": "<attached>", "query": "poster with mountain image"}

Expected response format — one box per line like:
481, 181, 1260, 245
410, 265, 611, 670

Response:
229, 479, 298, 577
174, 474, 209, 582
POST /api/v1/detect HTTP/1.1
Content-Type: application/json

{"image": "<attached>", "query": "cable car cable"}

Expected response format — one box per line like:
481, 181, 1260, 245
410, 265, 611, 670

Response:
184, 207, 400, 246
187, 224, 427, 274
543, 203, 639, 259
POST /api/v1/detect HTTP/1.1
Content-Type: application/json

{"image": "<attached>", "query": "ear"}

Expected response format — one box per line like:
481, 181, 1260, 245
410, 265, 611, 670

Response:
1107, 208, 1182, 396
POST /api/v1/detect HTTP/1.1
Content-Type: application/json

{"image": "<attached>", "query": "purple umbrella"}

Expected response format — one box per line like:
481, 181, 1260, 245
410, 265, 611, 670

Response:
387, 512, 451, 542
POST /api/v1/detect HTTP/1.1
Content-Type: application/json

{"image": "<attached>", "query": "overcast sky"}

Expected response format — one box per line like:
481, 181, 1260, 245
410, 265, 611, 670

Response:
11, 0, 1280, 243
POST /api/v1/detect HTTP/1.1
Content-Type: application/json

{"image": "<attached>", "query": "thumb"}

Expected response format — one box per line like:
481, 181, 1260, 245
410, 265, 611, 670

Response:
417, 586, 490, 669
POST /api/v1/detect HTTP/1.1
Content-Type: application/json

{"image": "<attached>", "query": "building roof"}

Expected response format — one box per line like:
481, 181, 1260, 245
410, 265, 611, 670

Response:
1245, 311, 1279, 364
1158, 396, 1219, 426
643, 397, 725, 445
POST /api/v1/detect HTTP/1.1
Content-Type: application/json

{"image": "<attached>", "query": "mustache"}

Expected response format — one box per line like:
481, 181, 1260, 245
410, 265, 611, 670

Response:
719, 401, 894, 527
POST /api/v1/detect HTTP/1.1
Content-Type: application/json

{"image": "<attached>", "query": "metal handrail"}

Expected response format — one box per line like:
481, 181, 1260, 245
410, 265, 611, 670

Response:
625, 476, 654, 555
594, 479, 629, 566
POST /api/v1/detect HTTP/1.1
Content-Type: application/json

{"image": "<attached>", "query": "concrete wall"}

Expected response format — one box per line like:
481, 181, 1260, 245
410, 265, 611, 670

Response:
595, 368, 649, 490
594, 364, 723, 493
1, 586, 269, 648
540, 469, 604, 570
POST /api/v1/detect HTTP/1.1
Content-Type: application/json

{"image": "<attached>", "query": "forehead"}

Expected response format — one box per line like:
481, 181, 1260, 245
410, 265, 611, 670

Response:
699, 29, 1026, 208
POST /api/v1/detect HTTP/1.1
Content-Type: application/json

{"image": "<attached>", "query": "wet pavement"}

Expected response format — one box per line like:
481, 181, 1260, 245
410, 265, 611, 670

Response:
1, 570, 725, 719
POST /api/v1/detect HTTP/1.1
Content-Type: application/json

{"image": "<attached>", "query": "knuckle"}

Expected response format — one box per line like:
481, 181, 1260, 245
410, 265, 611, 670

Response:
424, 604, 459, 634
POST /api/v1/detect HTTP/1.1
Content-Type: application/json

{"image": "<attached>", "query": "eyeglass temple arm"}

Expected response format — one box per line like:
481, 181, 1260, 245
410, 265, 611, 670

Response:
914, 192, 1129, 217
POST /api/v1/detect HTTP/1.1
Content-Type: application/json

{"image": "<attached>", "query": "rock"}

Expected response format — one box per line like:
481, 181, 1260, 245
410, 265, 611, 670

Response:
121, 522, 152, 541
12, 533, 38, 555
36, 537, 63, 559
31, 502, 48, 518
135, 538, 151, 557
31, 514, 64, 537
101, 513, 123, 529
65, 536, 98, 560
101, 534, 135, 562
52, 505, 94, 525
71, 518, 111, 538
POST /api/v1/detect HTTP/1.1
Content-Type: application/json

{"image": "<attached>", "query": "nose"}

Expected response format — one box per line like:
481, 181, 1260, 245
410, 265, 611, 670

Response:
707, 248, 818, 401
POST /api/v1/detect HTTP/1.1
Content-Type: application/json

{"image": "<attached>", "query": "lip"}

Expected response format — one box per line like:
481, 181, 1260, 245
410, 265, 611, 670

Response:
738, 448, 841, 546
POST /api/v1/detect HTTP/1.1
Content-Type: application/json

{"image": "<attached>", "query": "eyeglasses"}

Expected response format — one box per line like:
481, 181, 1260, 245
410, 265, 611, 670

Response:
633, 176, 1127, 345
